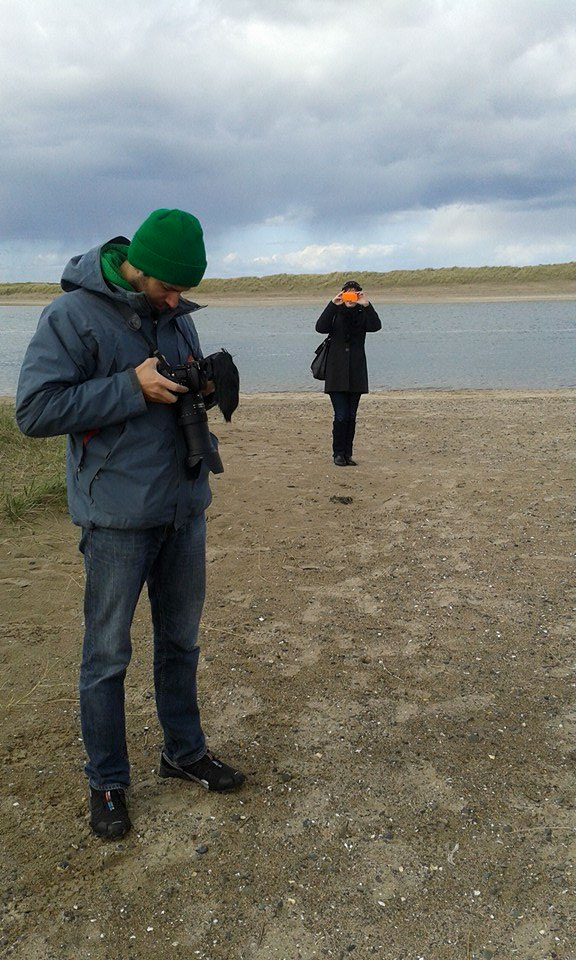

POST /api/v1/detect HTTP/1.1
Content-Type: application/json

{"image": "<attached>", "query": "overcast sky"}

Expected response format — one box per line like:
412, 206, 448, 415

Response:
1, 0, 575, 281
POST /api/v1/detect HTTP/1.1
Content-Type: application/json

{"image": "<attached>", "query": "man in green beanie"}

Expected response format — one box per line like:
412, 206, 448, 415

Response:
16, 209, 245, 840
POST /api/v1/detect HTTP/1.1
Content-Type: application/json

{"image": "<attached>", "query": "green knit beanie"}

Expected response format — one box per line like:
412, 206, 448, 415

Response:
127, 209, 207, 287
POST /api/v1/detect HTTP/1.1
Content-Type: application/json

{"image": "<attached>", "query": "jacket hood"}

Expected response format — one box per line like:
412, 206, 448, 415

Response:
60, 236, 202, 316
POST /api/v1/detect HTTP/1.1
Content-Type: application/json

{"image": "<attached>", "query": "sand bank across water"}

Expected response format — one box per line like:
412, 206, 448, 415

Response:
2, 279, 576, 307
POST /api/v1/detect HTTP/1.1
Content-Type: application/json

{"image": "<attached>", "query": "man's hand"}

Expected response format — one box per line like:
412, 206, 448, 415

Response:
135, 357, 188, 404
332, 294, 343, 305
357, 292, 370, 306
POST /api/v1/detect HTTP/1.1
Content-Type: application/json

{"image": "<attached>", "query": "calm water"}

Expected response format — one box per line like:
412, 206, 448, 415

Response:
2, 299, 575, 394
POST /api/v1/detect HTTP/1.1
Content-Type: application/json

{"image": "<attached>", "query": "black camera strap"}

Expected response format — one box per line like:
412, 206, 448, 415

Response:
87, 292, 200, 366
174, 317, 201, 360
112, 299, 201, 364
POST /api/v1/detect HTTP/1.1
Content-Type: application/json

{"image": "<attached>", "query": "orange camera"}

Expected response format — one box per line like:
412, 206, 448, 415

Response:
340, 290, 359, 302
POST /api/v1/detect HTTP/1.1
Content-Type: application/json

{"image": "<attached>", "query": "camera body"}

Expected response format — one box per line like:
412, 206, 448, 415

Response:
159, 359, 205, 394
341, 290, 359, 303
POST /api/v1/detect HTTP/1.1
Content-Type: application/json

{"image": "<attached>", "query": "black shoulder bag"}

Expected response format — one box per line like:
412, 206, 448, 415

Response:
311, 336, 331, 380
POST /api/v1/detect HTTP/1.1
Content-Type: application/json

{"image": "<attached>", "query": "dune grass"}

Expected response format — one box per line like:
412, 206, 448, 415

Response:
1, 261, 575, 300
195, 262, 576, 294
0, 282, 60, 300
0, 404, 67, 523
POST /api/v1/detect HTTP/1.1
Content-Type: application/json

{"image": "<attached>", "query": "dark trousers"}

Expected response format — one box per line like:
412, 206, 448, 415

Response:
79, 518, 207, 790
328, 392, 361, 458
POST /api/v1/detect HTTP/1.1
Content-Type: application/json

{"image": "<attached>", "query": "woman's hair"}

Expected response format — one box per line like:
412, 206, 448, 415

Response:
341, 279, 363, 292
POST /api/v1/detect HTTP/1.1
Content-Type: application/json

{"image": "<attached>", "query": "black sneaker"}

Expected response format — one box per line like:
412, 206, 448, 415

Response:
333, 454, 347, 466
89, 788, 131, 839
346, 457, 358, 466
159, 749, 245, 792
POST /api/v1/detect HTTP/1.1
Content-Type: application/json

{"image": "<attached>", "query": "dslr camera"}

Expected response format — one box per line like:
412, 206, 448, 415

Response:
156, 349, 239, 476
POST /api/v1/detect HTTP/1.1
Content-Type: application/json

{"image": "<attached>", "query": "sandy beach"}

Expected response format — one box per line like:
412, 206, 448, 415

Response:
1, 390, 575, 959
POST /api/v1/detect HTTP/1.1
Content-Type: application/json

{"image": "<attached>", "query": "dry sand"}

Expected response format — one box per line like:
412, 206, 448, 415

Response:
1, 390, 575, 960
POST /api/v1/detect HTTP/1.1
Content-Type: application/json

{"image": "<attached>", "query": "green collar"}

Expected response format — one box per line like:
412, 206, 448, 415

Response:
100, 242, 133, 291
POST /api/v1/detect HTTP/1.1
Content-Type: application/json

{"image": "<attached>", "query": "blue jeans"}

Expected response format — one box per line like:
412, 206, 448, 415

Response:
328, 392, 361, 457
79, 518, 207, 790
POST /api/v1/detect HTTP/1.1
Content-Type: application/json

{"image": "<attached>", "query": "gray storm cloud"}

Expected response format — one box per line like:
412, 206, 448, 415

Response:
1, 0, 575, 276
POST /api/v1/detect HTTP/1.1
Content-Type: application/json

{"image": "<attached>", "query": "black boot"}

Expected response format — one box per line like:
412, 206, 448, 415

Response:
332, 420, 347, 465
345, 418, 357, 465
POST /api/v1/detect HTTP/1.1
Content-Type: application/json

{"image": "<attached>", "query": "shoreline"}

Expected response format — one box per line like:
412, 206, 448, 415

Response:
237, 387, 576, 400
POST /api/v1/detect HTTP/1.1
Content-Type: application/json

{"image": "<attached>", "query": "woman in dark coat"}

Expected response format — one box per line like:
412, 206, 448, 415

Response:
315, 280, 381, 466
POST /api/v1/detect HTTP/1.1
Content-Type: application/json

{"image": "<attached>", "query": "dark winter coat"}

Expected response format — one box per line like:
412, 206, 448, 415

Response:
16, 239, 216, 530
315, 301, 381, 393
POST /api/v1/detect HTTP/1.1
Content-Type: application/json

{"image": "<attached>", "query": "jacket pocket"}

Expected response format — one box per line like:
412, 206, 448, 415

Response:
76, 423, 127, 499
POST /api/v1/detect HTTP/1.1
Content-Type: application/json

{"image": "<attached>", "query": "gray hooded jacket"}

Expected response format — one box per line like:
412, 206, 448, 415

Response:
16, 239, 215, 529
